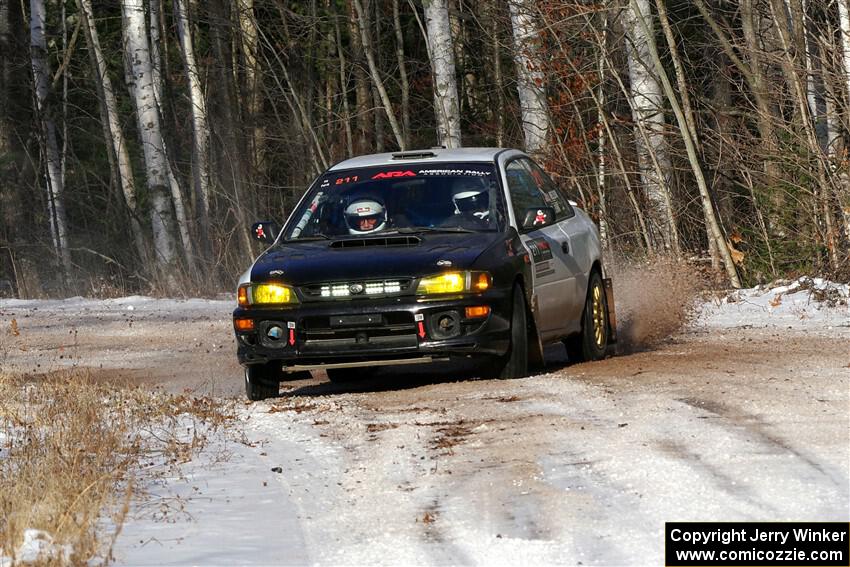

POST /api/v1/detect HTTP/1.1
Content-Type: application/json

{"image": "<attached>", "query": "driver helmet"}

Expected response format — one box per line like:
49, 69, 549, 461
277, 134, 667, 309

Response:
345, 198, 387, 235
451, 178, 490, 219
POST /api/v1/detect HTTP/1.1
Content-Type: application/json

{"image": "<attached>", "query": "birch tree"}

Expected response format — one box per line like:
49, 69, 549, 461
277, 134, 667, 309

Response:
622, 0, 678, 253
122, 0, 180, 289
838, 0, 850, 105
174, 0, 212, 258
422, 0, 461, 148
837, 0, 850, 243
78, 0, 149, 266
30, 0, 72, 276
508, 0, 547, 156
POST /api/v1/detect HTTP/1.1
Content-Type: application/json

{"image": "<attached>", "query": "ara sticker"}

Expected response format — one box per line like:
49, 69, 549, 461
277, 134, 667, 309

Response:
372, 170, 416, 179
417, 169, 491, 177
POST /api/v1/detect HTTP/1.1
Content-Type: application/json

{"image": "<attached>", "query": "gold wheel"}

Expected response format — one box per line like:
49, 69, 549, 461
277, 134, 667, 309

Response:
591, 283, 606, 348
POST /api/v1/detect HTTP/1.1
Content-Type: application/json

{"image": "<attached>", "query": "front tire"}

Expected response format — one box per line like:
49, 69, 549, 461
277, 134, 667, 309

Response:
564, 270, 609, 363
490, 285, 529, 379
244, 364, 280, 401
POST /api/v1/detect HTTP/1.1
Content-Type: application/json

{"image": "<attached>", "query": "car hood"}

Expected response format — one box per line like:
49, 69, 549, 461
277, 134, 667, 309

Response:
251, 232, 504, 285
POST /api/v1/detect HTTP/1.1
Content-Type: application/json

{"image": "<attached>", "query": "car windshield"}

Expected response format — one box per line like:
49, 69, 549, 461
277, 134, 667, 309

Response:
283, 163, 505, 240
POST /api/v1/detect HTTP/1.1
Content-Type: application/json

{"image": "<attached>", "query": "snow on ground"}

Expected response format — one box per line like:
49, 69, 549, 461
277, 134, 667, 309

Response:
0, 530, 73, 566
114, 420, 310, 566
697, 277, 849, 333
3, 279, 848, 565
0, 295, 233, 313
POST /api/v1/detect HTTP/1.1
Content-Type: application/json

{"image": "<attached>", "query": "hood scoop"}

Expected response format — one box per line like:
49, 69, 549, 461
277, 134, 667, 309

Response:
330, 235, 421, 249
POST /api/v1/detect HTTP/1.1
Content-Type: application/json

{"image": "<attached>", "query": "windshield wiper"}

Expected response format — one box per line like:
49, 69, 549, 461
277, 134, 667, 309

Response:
284, 233, 333, 241
406, 226, 479, 234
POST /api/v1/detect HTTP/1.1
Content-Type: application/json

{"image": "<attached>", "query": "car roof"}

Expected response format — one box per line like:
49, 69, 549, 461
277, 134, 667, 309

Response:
328, 147, 525, 171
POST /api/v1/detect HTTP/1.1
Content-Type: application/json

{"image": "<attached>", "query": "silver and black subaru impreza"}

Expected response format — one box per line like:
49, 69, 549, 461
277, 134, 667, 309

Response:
233, 148, 615, 400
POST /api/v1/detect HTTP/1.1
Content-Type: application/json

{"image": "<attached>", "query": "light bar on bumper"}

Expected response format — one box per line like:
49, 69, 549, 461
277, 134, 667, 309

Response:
237, 283, 300, 307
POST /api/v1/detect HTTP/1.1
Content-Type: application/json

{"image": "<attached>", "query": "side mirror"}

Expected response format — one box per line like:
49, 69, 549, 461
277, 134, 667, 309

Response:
521, 207, 556, 231
251, 221, 279, 244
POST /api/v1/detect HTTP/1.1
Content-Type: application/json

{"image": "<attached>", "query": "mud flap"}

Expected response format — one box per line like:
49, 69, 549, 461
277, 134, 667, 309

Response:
528, 293, 545, 368
604, 278, 617, 344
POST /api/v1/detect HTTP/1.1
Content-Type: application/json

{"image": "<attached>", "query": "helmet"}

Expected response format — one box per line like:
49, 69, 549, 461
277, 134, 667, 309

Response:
344, 198, 387, 235
451, 178, 490, 218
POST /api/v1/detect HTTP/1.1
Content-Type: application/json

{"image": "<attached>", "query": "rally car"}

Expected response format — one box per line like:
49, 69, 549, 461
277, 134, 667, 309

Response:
233, 148, 616, 400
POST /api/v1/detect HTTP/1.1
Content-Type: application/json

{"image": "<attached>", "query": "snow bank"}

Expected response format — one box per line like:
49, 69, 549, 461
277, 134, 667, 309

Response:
697, 277, 849, 332
0, 295, 233, 313
0, 529, 73, 566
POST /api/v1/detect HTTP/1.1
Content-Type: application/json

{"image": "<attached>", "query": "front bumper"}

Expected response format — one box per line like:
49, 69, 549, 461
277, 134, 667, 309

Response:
232, 289, 512, 370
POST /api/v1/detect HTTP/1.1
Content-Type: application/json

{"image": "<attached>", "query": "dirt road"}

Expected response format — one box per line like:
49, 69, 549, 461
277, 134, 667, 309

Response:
1, 296, 848, 564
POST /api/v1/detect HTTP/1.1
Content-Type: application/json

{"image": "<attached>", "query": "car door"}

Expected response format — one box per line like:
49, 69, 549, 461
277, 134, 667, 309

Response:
522, 159, 587, 332
504, 159, 574, 341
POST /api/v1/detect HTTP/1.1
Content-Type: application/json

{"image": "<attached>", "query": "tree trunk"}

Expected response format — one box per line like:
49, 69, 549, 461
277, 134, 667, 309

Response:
422, 0, 462, 148
347, 0, 373, 153
392, 0, 410, 146
334, 11, 354, 156
351, 0, 406, 150
208, 0, 253, 261
148, 0, 164, 102
133, 0, 195, 272
122, 0, 181, 290
235, 0, 264, 175
767, 0, 839, 271
596, 7, 610, 251
487, 0, 505, 147
29, 0, 72, 277
692, 0, 783, 188
838, 0, 850, 107
622, 0, 679, 254
508, 0, 548, 156
1, 0, 28, 294
174, 0, 212, 260
78, 0, 149, 265
651, 0, 741, 286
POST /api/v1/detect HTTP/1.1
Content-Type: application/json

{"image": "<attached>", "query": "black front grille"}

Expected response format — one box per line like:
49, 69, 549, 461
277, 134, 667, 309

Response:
300, 312, 417, 352
299, 278, 414, 301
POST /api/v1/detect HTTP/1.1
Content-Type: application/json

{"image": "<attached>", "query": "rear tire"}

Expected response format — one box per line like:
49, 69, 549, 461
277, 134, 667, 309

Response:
326, 368, 365, 384
490, 285, 529, 379
564, 271, 609, 363
244, 363, 280, 401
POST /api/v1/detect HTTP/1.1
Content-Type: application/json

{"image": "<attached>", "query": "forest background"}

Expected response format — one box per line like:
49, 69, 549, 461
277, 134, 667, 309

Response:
1, 0, 848, 296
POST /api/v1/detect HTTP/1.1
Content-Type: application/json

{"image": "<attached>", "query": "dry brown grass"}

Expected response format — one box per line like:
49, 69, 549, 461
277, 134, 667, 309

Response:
609, 257, 707, 351
0, 369, 235, 565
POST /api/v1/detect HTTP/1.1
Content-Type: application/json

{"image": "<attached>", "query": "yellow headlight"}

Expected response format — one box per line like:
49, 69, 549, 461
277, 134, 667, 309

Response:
251, 283, 298, 305
417, 272, 466, 294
